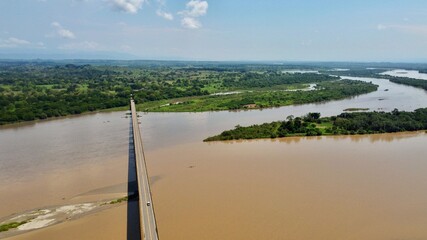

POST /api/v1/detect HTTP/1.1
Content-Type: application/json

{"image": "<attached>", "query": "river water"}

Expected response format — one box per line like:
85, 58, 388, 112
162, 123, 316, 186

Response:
1, 76, 427, 239
380, 69, 427, 80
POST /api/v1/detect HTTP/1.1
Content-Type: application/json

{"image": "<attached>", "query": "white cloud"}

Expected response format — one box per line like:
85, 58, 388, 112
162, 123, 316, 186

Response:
179, 0, 208, 29
301, 40, 313, 46
183, 0, 208, 17
377, 24, 387, 30
7, 37, 30, 45
0, 37, 45, 49
58, 41, 101, 50
156, 9, 174, 20
109, 0, 146, 14
155, 0, 174, 20
0, 37, 31, 48
58, 29, 75, 39
51, 22, 76, 39
156, 0, 166, 6
377, 24, 427, 37
181, 17, 201, 29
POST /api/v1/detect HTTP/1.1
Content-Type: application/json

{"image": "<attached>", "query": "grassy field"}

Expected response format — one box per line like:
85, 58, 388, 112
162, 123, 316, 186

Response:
134, 80, 377, 112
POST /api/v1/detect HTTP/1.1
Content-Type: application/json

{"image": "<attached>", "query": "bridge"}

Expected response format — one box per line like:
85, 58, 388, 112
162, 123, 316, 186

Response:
130, 99, 159, 240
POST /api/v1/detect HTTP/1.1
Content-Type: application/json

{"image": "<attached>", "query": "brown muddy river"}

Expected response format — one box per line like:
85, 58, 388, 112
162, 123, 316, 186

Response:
1, 76, 427, 239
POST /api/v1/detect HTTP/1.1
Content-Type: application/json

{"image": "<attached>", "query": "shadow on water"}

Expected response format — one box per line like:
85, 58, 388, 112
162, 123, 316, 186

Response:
127, 118, 142, 240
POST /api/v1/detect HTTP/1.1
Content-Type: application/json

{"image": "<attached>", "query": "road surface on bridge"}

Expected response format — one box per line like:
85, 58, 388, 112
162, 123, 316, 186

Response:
130, 99, 159, 240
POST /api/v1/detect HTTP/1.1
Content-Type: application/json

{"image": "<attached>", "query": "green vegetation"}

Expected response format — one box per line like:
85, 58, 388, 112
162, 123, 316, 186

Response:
321, 68, 385, 77
0, 61, 379, 124
204, 108, 427, 141
344, 108, 370, 111
387, 77, 427, 91
221, 72, 335, 88
318, 66, 427, 91
0, 63, 209, 124
101, 193, 139, 206
137, 80, 378, 112
0, 221, 28, 232
109, 196, 128, 205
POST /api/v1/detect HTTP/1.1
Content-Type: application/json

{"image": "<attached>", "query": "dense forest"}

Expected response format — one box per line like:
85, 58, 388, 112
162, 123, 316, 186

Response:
204, 108, 427, 141
0, 61, 379, 124
4, 60, 425, 125
387, 76, 427, 91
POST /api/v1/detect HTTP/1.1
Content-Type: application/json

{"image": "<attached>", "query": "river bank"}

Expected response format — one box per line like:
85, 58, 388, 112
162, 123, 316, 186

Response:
1, 74, 427, 239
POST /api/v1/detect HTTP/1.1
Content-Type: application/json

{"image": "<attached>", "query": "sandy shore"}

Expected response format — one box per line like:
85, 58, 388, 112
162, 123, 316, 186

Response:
5, 204, 127, 240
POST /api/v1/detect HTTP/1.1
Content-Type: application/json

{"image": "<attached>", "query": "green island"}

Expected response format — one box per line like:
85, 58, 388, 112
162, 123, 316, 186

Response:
344, 108, 370, 112
204, 108, 427, 141
109, 196, 129, 204
0, 61, 378, 125
0, 220, 29, 232
387, 77, 427, 91
133, 80, 377, 112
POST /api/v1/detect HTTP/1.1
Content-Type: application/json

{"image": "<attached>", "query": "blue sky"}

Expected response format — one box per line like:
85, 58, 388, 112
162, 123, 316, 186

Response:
1, 0, 427, 61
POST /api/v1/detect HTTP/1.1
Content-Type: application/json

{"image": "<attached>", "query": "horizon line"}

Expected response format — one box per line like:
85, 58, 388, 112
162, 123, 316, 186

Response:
1, 58, 427, 64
